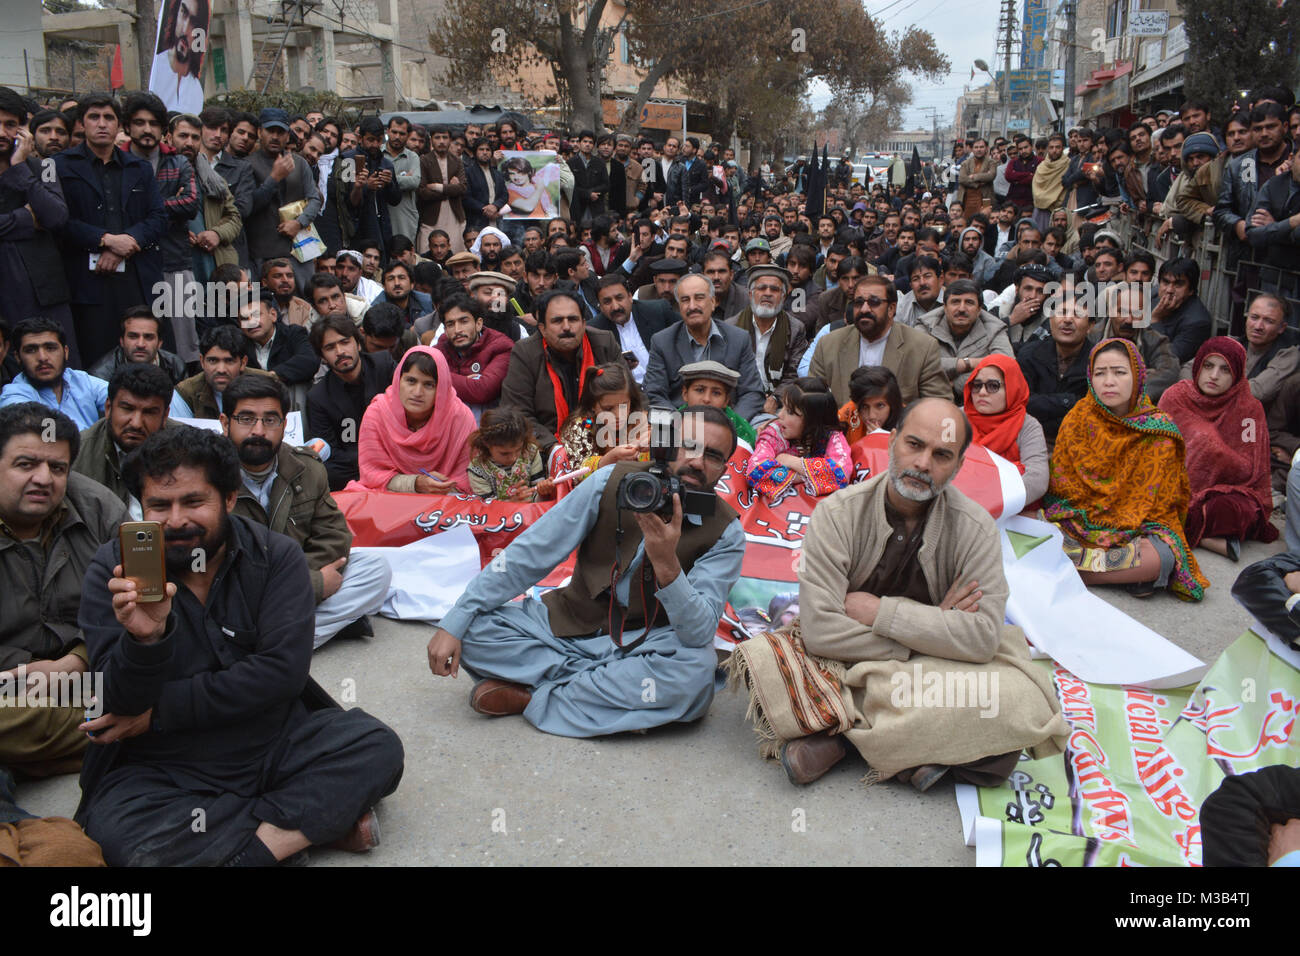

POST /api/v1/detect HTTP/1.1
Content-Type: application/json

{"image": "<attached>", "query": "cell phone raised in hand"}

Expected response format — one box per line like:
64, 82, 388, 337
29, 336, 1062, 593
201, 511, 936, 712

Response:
119, 521, 167, 602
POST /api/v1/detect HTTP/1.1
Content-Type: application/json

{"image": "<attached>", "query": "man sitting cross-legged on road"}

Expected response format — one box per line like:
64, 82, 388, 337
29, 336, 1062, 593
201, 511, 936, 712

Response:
75, 426, 404, 866
427, 406, 745, 737
733, 397, 1067, 790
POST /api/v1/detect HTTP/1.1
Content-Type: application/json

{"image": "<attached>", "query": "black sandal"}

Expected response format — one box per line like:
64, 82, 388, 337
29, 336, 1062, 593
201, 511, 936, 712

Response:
1125, 580, 1158, 598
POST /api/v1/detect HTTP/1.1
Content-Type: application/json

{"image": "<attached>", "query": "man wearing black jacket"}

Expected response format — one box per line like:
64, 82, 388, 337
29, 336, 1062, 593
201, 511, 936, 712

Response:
53, 93, 168, 367
306, 314, 395, 490
0, 86, 76, 363
569, 130, 609, 226
237, 296, 319, 392
1148, 257, 1213, 363
76, 426, 403, 865
462, 137, 507, 231
587, 274, 673, 385
668, 137, 709, 208
1016, 295, 1092, 446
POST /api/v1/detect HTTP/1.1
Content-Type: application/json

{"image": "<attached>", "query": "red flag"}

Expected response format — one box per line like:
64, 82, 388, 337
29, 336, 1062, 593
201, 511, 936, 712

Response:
111, 45, 124, 90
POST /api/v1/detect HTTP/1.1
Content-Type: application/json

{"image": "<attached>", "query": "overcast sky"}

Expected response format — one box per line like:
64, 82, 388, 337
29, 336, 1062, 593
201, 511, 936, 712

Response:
808, 0, 1006, 133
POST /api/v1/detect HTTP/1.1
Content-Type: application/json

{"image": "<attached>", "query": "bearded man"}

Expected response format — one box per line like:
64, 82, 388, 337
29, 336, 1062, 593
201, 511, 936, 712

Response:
731, 397, 1067, 790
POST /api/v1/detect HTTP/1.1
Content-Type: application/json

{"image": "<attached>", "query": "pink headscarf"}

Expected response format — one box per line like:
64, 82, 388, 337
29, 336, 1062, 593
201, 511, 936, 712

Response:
352, 345, 477, 491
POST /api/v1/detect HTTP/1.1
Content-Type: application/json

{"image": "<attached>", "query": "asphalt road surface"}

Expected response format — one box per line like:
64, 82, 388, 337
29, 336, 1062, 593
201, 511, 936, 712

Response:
17, 534, 1281, 866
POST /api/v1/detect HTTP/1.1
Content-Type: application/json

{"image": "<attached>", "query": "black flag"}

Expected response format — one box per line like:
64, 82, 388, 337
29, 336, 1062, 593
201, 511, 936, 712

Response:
907, 146, 924, 195
806, 141, 827, 217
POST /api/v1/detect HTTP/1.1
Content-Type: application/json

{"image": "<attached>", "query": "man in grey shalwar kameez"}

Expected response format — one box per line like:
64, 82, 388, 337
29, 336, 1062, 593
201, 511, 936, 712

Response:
427, 407, 745, 737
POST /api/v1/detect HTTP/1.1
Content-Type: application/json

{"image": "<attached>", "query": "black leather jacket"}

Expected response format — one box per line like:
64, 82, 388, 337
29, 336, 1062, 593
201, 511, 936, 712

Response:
1231, 553, 1300, 648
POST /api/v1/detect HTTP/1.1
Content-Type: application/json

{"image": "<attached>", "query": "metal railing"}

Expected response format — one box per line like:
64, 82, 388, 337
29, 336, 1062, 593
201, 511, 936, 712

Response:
1106, 210, 1300, 337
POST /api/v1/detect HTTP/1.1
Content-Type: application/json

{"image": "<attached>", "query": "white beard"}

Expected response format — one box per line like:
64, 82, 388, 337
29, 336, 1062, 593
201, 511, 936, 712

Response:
753, 302, 782, 321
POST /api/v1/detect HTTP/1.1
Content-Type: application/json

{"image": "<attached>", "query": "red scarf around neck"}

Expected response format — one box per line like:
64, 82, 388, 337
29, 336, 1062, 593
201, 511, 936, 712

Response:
546, 333, 596, 437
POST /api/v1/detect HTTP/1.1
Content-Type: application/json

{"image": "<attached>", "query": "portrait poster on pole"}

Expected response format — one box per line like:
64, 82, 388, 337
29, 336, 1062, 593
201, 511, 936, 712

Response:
148, 0, 210, 115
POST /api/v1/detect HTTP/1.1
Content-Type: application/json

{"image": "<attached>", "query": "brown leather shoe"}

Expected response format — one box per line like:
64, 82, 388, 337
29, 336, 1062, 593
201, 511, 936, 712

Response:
779, 731, 847, 785
470, 679, 532, 716
909, 764, 949, 792
327, 808, 380, 852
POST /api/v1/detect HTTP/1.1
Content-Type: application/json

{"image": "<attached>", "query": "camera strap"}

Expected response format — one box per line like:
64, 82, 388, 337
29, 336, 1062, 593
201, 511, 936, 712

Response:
607, 516, 660, 654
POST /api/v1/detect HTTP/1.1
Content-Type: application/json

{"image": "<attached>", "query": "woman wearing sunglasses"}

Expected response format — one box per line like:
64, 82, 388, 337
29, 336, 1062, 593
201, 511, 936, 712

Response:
963, 354, 1050, 505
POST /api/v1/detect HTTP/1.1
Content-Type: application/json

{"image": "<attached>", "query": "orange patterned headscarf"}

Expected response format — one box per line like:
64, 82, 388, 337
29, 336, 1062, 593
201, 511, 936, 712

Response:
1043, 337, 1207, 601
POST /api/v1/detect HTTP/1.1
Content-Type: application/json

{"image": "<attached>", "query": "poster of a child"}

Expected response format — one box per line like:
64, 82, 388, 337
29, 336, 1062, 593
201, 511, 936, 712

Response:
500, 151, 561, 219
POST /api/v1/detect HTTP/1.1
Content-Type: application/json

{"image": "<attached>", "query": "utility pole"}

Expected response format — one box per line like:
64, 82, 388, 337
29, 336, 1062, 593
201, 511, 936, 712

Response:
1062, 0, 1077, 131
133, 0, 159, 90
919, 106, 940, 161
996, 0, 1018, 137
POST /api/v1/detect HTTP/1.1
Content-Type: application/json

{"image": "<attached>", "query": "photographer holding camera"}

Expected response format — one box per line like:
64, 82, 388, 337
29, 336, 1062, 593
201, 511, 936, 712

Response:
426, 406, 745, 737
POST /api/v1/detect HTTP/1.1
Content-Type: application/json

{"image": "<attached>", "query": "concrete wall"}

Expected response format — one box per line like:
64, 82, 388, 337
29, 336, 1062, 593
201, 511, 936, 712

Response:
5, 1, 49, 90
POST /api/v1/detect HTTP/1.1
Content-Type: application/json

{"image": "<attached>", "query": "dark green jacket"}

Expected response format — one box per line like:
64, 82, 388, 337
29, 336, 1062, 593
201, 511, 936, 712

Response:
72, 418, 176, 504
175, 367, 274, 420
0, 473, 127, 669
231, 443, 351, 604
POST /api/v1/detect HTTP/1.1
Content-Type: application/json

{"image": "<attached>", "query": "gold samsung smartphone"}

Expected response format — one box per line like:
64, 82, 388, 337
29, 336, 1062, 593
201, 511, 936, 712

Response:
119, 521, 167, 602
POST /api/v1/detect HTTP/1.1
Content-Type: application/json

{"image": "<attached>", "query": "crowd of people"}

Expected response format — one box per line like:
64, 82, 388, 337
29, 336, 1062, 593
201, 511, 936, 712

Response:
3, 77, 1300, 867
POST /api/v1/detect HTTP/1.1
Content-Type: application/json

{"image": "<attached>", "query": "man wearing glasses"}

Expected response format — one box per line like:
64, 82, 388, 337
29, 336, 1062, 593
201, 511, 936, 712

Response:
426, 407, 745, 738
808, 274, 950, 407
222, 374, 390, 649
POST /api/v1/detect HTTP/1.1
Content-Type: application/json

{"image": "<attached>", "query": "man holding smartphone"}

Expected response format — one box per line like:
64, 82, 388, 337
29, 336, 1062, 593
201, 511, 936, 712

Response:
0, 87, 76, 364
76, 426, 404, 865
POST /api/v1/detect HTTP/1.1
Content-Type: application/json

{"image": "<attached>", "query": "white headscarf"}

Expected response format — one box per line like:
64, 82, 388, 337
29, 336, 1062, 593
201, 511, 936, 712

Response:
470, 226, 511, 258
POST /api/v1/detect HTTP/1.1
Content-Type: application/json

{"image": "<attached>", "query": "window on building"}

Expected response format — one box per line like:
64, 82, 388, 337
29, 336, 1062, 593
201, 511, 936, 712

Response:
1106, 0, 1128, 38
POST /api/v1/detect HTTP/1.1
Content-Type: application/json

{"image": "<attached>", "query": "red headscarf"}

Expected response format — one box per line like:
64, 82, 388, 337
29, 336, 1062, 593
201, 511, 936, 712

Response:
963, 354, 1030, 472
352, 345, 477, 491
1158, 336, 1275, 525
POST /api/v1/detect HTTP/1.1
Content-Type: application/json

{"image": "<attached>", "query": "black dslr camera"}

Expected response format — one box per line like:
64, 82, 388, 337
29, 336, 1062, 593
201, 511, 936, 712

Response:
615, 409, 717, 520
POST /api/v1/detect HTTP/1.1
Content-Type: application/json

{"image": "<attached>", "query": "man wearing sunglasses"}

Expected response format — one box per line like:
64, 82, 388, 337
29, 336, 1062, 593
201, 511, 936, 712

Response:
427, 406, 745, 738
222, 373, 390, 649
808, 274, 950, 407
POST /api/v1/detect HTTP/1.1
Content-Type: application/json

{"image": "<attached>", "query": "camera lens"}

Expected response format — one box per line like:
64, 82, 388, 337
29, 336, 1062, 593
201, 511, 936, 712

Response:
136, 531, 147, 541
621, 473, 661, 512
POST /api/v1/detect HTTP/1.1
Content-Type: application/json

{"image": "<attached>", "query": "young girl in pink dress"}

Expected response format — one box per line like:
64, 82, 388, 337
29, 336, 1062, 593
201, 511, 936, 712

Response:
746, 377, 852, 497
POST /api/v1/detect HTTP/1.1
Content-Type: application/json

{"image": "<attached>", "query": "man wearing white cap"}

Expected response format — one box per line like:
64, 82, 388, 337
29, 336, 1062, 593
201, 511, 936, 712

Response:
334, 249, 384, 304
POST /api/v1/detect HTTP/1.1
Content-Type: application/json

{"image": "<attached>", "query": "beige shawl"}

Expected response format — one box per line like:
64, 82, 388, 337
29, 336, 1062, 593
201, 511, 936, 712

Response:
1032, 155, 1071, 211
743, 475, 1067, 779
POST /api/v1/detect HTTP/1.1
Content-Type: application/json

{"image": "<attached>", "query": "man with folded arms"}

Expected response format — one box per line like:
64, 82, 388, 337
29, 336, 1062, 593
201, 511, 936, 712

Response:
733, 397, 1066, 789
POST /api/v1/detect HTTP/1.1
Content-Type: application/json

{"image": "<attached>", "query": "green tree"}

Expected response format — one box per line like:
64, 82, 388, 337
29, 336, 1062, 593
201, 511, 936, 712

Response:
1180, 0, 1295, 109
430, 0, 626, 131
